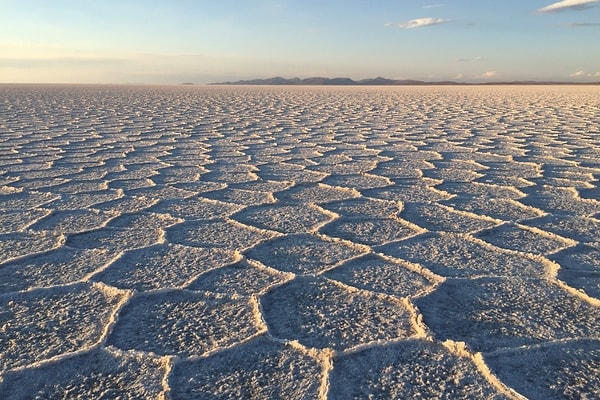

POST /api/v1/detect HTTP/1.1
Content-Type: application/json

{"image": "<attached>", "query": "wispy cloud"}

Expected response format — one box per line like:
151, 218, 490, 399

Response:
396, 17, 450, 29
456, 56, 484, 63
564, 21, 600, 26
570, 70, 600, 77
476, 71, 497, 79
537, 0, 600, 13
423, 4, 444, 9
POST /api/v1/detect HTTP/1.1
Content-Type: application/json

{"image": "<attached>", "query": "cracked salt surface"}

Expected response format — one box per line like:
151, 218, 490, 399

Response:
0, 85, 599, 398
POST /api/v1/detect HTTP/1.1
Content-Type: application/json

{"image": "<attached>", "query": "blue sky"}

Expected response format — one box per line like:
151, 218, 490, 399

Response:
1, 0, 599, 83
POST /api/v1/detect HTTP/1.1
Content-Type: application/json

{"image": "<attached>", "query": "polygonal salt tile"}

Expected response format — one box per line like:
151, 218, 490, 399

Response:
93, 243, 240, 291
44, 191, 124, 211
260, 276, 415, 350
475, 164, 541, 188
107, 177, 155, 190
152, 166, 204, 184
0, 231, 64, 265
580, 185, 600, 201
106, 212, 182, 230
126, 185, 198, 201
328, 339, 508, 400
364, 179, 453, 203
322, 197, 402, 219
309, 153, 353, 165
551, 244, 600, 299
485, 339, 600, 400
167, 219, 277, 251
0, 247, 115, 294
107, 290, 262, 357
48, 180, 109, 194
150, 197, 242, 220
532, 176, 595, 189
415, 277, 600, 353
276, 183, 361, 204
200, 170, 259, 184
0, 191, 59, 211
557, 269, 600, 300
443, 197, 545, 223
308, 159, 379, 175
370, 165, 424, 180
172, 181, 228, 194
67, 227, 163, 252
0, 283, 129, 373
423, 166, 485, 182
525, 214, 600, 243
63, 167, 109, 181
233, 204, 335, 234
0, 209, 50, 233
400, 203, 499, 233
29, 209, 116, 234
246, 233, 367, 275
169, 336, 323, 399
187, 259, 291, 296
92, 195, 159, 214
437, 182, 525, 200
204, 162, 256, 173
104, 166, 159, 182
476, 223, 576, 256
521, 186, 600, 217
320, 217, 424, 246
323, 173, 393, 190
324, 253, 438, 297
200, 188, 277, 206
231, 179, 294, 193
0, 347, 168, 400
258, 163, 329, 184
476, 174, 536, 188
379, 232, 550, 278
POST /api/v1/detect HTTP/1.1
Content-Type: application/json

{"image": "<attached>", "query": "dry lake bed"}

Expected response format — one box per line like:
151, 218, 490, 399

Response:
0, 84, 599, 399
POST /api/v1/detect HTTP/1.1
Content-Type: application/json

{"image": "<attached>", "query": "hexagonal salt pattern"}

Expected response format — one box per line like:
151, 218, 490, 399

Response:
92, 243, 240, 291
169, 336, 323, 399
260, 276, 416, 351
246, 233, 368, 275
0, 347, 168, 399
107, 290, 263, 357
415, 277, 599, 353
484, 339, 600, 400
1, 85, 599, 398
328, 339, 509, 399
0, 283, 129, 373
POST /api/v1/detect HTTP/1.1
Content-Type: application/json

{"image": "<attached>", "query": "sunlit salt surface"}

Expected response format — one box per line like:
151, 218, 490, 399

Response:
0, 84, 599, 399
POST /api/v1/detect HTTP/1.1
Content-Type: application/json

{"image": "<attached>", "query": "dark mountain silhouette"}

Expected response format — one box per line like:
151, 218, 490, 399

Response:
208, 76, 600, 86
210, 76, 436, 85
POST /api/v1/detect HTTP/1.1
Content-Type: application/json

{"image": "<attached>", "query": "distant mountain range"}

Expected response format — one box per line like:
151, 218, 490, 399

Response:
207, 76, 599, 86
211, 76, 456, 85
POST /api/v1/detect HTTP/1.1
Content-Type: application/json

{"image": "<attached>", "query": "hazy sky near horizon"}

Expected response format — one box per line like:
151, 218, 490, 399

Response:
1, 0, 599, 84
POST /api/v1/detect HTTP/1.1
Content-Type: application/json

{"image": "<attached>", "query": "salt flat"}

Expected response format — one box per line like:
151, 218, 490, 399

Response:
0, 84, 599, 399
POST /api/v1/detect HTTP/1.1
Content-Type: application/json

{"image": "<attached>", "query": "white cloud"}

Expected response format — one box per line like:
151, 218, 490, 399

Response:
570, 70, 600, 77
537, 0, 600, 13
476, 71, 497, 79
423, 4, 444, 9
398, 17, 450, 29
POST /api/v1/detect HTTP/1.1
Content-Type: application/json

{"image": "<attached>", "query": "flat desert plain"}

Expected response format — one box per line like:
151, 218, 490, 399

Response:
0, 85, 599, 399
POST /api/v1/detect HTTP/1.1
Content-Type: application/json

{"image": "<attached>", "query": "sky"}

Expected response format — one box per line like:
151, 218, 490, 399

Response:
1, 0, 599, 84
